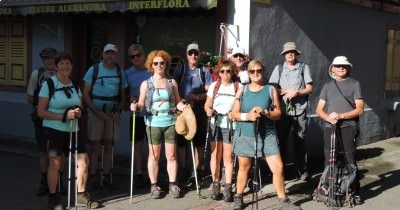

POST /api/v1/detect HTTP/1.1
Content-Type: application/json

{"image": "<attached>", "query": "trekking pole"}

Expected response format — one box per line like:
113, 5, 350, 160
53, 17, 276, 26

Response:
100, 104, 106, 187
328, 124, 337, 210
67, 120, 73, 209
74, 119, 78, 210
190, 140, 201, 198
130, 108, 136, 203
200, 116, 212, 183
252, 118, 260, 210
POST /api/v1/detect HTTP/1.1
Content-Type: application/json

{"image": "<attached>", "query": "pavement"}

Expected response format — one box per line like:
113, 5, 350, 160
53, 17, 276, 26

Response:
1, 134, 400, 210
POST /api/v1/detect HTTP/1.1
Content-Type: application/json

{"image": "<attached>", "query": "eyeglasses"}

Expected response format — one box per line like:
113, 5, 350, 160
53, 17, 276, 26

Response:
130, 53, 143, 59
188, 50, 199, 56
333, 65, 348, 69
248, 69, 263, 74
153, 61, 165, 66
220, 69, 232, 74
233, 54, 244, 58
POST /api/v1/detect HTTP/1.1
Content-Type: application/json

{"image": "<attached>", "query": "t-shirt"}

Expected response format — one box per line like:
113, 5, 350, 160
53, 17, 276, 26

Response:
27, 68, 54, 97
39, 76, 82, 132
269, 62, 312, 114
207, 81, 242, 128
173, 63, 212, 99
83, 62, 128, 114
319, 78, 362, 127
124, 66, 151, 117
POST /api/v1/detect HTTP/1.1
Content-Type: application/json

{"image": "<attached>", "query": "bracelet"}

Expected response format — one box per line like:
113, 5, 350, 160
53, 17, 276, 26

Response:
240, 113, 247, 121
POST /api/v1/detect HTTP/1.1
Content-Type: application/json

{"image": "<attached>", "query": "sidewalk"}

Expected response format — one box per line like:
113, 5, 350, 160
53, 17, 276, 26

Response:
1, 134, 400, 210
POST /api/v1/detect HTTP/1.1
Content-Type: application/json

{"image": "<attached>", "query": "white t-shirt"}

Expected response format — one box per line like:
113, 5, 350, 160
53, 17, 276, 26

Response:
207, 81, 242, 128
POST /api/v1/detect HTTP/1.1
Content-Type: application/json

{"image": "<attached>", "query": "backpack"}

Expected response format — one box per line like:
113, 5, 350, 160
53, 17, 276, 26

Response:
46, 77, 80, 101
177, 63, 206, 87
145, 78, 176, 115
90, 62, 123, 101
32, 67, 47, 106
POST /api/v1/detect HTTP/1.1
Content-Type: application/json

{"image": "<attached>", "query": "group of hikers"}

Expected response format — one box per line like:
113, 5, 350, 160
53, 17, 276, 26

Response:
27, 41, 364, 210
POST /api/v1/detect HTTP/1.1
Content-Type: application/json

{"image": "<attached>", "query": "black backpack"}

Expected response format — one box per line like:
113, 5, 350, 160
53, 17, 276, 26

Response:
32, 67, 46, 106
46, 77, 80, 101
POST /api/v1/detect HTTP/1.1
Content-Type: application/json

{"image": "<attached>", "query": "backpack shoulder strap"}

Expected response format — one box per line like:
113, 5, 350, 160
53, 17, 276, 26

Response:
145, 78, 154, 113
46, 77, 56, 100
277, 64, 283, 85
200, 66, 206, 85
90, 63, 99, 97
167, 79, 176, 112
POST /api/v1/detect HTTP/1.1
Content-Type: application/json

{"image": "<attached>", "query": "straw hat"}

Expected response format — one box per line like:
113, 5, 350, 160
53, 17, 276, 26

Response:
280, 42, 301, 55
175, 107, 197, 140
328, 56, 353, 79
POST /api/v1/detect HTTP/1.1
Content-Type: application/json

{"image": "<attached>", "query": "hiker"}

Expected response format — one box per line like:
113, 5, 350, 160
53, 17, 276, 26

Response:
230, 60, 301, 210
130, 50, 188, 199
229, 47, 249, 85
269, 42, 313, 181
27, 47, 66, 196
315, 56, 364, 204
37, 52, 99, 209
83, 43, 127, 189
173, 42, 212, 184
124, 43, 151, 188
204, 59, 241, 202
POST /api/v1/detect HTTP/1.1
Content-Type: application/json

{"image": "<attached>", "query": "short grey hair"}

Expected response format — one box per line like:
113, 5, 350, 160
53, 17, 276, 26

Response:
128, 44, 144, 55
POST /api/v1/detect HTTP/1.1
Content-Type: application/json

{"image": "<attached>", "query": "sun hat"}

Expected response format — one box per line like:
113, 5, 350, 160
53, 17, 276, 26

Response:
39, 47, 58, 58
280, 42, 301, 55
186, 43, 199, 52
232, 47, 245, 56
328, 56, 353, 79
103, 43, 118, 53
175, 107, 197, 140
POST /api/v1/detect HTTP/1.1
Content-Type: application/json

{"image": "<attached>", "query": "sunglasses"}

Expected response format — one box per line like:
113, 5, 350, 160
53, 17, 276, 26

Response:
333, 65, 348, 69
220, 69, 232, 74
248, 69, 263, 74
130, 53, 143, 59
233, 54, 244, 58
153, 61, 165, 66
188, 50, 199, 56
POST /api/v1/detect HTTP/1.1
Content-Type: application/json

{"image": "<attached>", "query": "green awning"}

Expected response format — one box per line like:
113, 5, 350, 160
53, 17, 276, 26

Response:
0, 0, 218, 16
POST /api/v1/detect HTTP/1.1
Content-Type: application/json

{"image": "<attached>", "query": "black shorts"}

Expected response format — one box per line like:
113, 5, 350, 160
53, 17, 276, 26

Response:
129, 116, 147, 143
45, 127, 87, 157
33, 117, 47, 153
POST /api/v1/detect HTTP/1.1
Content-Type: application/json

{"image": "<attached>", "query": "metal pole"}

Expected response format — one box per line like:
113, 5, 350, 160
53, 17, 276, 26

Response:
130, 111, 136, 203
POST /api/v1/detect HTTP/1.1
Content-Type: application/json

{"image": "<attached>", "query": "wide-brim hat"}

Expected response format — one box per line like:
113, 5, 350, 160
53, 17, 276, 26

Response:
175, 107, 197, 140
280, 42, 301, 55
328, 56, 353, 79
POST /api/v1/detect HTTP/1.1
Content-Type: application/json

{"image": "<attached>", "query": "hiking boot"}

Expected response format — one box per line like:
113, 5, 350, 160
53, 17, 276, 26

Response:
169, 183, 181, 198
210, 182, 220, 200
233, 194, 243, 210
276, 197, 302, 210
77, 192, 99, 209
134, 174, 147, 188
299, 171, 310, 182
48, 194, 64, 210
354, 195, 363, 205
150, 184, 162, 199
223, 183, 233, 202
37, 175, 49, 196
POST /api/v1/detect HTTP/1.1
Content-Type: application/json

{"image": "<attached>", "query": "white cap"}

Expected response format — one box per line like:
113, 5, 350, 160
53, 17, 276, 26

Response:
186, 43, 199, 52
103, 43, 118, 53
232, 47, 245, 56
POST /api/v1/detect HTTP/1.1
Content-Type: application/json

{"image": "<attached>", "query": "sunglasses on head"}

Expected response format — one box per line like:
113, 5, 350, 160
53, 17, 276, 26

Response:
130, 53, 143, 59
153, 61, 165, 66
248, 69, 263, 74
188, 50, 199, 56
233, 54, 244, 58
220, 69, 232, 74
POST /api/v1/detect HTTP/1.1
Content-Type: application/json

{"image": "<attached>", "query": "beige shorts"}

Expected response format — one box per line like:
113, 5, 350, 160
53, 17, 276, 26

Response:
87, 111, 120, 142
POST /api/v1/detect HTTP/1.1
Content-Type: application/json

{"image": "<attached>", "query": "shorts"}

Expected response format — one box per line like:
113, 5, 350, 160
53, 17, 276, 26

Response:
33, 117, 47, 152
87, 110, 119, 142
233, 131, 280, 158
146, 125, 176, 145
129, 116, 147, 143
210, 126, 233, 144
45, 127, 86, 157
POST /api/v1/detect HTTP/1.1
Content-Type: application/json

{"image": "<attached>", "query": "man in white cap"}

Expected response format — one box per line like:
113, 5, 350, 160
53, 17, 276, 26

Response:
230, 47, 249, 84
269, 42, 313, 181
316, 56, 363, 205
83, 43, 128, 189
173, 42, 213, 185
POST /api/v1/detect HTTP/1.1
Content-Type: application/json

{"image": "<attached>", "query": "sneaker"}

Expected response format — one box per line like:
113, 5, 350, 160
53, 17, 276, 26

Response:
233, 194, 243, 210
299, 171, 310, 182
223, 183, 233, 202
354, 195, 363, 205
150, 184, 162, 199
134, 174, 147, 188
276, 197, 302, 210
169, 183, 181, 198
37, 175, 49, 196
77, 192, 100, 209
48, 194, 64, 210
210, 182, 220, 200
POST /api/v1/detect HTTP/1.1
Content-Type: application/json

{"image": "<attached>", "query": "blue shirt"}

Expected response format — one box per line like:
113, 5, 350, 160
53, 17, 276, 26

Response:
83, 62, 128, 114
39, 76, 82, 132
173, 64, 212, 99
125, 66, 151, 117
